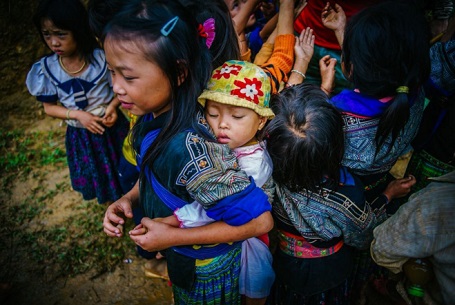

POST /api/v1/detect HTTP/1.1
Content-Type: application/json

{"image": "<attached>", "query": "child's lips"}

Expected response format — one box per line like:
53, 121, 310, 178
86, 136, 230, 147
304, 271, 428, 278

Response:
120, 101, 133, 109
217, 135, 230, 144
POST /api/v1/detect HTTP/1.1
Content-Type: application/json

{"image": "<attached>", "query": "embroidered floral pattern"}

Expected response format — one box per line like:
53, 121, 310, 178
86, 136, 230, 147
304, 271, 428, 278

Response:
231, 77, 264, 104
212, 63, 242, 79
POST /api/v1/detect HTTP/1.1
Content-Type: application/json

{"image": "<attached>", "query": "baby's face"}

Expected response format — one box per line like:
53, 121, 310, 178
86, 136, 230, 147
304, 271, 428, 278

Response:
205, 100, 266, 149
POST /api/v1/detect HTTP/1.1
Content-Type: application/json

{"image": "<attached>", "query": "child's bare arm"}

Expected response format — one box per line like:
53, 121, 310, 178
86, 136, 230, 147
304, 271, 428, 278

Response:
287, 27, 314, 86
276, 0, 294, 35
155, 215, 181, 227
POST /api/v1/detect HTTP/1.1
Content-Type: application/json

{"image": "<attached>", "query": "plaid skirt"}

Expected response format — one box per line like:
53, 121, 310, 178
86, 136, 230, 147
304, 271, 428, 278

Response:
65, 112, 128, 204
173, 245, 242, 305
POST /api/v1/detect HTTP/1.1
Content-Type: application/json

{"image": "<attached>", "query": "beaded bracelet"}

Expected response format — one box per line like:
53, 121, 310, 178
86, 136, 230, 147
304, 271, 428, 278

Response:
291, 69, 306, 79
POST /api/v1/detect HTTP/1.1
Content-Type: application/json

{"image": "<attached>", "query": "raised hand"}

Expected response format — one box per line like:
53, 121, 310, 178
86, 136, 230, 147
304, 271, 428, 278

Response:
321, 2, 346, 46
294, 27, 315, 66
319, 54, 337, 95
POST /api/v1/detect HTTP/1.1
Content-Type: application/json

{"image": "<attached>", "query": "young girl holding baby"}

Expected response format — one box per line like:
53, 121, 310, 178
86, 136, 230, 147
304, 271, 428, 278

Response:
26, 0, 128, 204
163, 60, 276, 305
101, 1, 273, 303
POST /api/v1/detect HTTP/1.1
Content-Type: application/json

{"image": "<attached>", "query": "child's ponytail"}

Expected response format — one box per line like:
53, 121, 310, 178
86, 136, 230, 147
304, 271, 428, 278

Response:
375, 86, 411, 154
342, 1, 431, 156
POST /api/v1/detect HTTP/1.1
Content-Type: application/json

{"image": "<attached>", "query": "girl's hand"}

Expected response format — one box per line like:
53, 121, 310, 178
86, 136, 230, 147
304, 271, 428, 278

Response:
321, 2, 346, 32
383, 175, 416, 202
294, 27, 314, 65
129, 218, 177, 252
75, 111, 105, 134
319, 54, 337, 95
102, 104, 118, 127
103, 196, 134, 237
129, 223, 147, 236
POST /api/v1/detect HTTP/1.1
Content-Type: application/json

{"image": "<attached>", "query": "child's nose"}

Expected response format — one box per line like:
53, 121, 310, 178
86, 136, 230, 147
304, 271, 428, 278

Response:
219, 120, 228, 129
51, 37, 60, 46
112, 82, 125, 96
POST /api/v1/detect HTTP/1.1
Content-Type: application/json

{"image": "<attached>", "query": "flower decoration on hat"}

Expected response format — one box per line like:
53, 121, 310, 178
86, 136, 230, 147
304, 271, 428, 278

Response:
198, 60, 275, 119
212, 62, 242, 79
232, 78, 263, 104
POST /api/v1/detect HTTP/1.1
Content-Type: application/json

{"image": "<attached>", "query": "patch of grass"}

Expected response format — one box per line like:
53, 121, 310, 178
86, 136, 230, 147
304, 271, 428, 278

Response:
0, 126, 136, 280
0, 128, 67, 178
1, 191, 137, 279
28, 202, 137, 277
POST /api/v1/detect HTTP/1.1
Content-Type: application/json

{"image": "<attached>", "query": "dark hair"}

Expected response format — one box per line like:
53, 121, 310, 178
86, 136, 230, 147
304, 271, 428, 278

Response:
87, 0, 128, 39
33, 0, 100, 64
88, 0, 239, 64
102, 0, 212, 176
266, 83, 344, 193
179, 0, 240, 67
342, 1, 430, 152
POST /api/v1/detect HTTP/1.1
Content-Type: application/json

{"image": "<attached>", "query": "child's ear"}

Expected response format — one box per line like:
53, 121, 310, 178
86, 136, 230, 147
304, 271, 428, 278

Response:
258, 116, 267, 131
176, 60, 188, 86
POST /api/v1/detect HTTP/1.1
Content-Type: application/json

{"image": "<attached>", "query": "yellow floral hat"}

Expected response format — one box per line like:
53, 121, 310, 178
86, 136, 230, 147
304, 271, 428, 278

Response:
198, 60, 274, 118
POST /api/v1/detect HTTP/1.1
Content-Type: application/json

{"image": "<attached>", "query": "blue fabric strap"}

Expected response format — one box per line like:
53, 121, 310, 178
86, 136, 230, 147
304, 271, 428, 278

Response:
206, 178, 271, 226
150, 172, 188, 210
331, 90, 391, 118
138, 126, 239, 259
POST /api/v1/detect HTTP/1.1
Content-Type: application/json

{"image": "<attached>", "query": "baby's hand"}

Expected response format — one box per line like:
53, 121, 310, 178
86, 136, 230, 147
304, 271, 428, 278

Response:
154, 215, 181, 227
130, 223, 147, 236
129, 218, 177, 252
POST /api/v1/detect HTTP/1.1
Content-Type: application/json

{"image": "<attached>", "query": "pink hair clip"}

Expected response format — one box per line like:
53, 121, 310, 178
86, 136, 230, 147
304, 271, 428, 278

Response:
198, 17, 215, 49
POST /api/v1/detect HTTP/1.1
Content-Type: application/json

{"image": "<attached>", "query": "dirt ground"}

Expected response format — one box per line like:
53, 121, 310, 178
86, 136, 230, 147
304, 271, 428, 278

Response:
0, 111, 174, 305
0, 1, 173, 304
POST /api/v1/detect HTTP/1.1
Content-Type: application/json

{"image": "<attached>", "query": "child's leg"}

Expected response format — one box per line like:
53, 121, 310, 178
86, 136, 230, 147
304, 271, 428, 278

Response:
240, 237, 275, 303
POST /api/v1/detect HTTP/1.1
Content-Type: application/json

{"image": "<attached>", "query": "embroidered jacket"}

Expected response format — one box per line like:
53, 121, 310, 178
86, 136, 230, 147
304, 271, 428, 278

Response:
273, 169, 380, 250
330, 89, 426, 176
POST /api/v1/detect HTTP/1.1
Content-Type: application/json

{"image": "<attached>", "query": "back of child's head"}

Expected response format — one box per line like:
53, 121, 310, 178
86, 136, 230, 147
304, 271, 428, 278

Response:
266, 83, 344, 193
179, 0, 240, 67
103, 0, 213, 163
33, 0, 99, 61
198, 60, 274, 119
87, 0, 128, 39
342, 1, 430, 150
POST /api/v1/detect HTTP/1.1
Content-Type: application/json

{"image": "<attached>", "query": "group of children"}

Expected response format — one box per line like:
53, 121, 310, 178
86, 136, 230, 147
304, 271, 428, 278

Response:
26, 0, 454, 304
